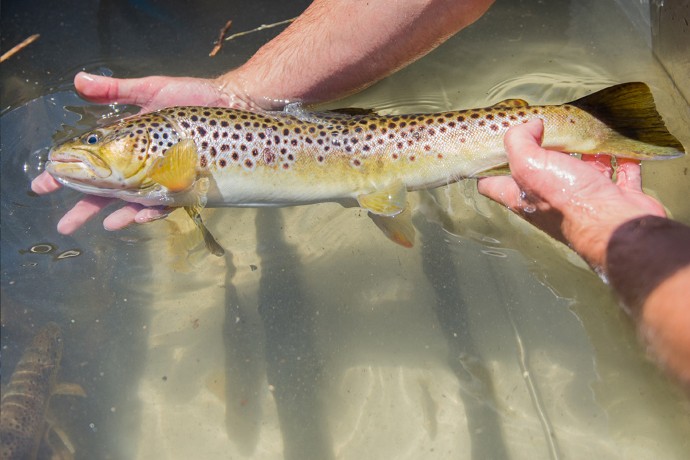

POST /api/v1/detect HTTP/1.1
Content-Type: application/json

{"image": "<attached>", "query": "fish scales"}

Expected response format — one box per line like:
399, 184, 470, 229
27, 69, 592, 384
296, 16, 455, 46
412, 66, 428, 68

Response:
0, 324, 63, 460
123, 103, 591, 206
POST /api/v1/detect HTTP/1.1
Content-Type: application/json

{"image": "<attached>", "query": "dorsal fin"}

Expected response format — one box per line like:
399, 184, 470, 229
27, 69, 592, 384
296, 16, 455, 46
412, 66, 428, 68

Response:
490, 98, 529, 109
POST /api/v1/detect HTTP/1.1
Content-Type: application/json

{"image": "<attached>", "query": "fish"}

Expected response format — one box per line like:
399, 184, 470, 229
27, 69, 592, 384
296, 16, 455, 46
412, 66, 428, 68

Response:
46, 82, 685, 252
0, 323, 86, 460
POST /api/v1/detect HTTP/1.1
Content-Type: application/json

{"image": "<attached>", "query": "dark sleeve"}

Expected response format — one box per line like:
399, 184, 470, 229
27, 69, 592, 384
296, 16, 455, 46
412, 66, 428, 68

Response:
606, 215, 690, 316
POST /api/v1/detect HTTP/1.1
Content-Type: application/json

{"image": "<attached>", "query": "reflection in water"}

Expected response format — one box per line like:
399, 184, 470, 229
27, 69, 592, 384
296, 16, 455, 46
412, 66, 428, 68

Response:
2, 0, 690, 459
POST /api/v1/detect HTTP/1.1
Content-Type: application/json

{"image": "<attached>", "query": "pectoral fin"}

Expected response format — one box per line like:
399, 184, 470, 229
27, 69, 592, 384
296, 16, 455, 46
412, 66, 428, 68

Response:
149, 139, 198, 192
185, 206, 225, 257
357, 180, 407, 217
368, 206, 415, 248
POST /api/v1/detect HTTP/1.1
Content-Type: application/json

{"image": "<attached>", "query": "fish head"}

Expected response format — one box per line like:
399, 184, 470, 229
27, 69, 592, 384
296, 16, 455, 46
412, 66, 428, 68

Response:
47, 119, 155, 191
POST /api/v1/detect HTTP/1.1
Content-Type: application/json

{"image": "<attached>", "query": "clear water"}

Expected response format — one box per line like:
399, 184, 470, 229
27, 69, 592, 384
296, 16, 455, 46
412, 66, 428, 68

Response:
2, 1, 690, 459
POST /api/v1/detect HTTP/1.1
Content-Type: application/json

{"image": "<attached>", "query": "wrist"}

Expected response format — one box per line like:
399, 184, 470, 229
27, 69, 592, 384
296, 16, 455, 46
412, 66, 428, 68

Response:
606, 216, 690, 315
213, 70, 280, 111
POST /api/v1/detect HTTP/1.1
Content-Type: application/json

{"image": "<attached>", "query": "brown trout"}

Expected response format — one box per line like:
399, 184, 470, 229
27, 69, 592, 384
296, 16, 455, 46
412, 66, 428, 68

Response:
0, 323, 85, 460
46, 82, 684, 252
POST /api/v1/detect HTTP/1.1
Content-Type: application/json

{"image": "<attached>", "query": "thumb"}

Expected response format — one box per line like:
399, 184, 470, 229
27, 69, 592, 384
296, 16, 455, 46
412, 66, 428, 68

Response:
74, 72, 161, 109
503, 119, 546, 167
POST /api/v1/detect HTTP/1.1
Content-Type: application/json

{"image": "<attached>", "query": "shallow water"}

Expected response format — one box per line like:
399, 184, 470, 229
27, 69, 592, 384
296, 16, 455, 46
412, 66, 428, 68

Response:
2, 0, 690, 459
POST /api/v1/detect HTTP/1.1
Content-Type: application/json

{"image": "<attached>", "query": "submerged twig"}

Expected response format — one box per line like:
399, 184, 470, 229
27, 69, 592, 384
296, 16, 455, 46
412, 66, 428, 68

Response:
223, 17, 296, 42
1, 34, 40, 63
209, 20, 233, 57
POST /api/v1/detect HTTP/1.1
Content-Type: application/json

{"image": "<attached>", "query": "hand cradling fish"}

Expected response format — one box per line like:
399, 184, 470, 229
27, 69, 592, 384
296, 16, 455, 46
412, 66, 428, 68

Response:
46, 82, 685, 254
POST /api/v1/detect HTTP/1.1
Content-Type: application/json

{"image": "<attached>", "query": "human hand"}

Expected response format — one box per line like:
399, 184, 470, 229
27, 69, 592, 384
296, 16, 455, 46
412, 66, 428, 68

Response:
477, 119, 666, 271
31, 71, 254, 234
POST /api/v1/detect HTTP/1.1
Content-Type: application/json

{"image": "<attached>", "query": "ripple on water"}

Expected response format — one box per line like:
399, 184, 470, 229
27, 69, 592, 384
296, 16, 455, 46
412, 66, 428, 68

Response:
485, 71, 618, 105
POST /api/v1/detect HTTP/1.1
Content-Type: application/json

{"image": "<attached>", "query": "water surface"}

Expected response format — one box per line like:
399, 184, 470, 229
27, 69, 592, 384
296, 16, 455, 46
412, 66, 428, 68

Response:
2, 1, 689, 459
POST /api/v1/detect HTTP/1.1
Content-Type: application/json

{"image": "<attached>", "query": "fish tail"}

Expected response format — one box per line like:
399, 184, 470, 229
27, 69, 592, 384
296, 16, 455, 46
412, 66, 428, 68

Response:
570, 82, 685, 159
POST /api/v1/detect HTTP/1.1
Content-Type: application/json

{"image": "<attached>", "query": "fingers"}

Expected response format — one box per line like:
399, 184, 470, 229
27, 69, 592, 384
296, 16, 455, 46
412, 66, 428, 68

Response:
615, 158, 643, 192
135, 207, 173, 224
103, 203, 146, 231
31, 171, 62, 194
57, 196, 115, 235
74, 72, 159, 109
582, 154, 614, 179
477, 176, 523, 209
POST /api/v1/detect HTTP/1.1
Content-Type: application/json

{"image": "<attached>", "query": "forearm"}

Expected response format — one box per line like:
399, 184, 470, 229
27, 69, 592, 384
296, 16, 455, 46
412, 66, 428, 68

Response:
222, 0, 494, 108
606, 216, 690, 386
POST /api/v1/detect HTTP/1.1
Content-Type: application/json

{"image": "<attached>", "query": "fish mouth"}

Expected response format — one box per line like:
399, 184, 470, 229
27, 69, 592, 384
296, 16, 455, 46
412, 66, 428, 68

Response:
47, 148, 112, 180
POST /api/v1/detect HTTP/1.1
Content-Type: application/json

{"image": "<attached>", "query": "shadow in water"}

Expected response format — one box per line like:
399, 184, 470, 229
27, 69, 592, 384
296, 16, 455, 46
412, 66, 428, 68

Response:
221, 208, 334, 459
255, 209, 334, 460
222, 246, 264, 455
417, 214, 511, 460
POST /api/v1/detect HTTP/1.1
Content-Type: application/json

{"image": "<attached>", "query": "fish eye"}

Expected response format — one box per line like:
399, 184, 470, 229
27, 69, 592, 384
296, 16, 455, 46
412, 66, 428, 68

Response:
84, 133, 99, 145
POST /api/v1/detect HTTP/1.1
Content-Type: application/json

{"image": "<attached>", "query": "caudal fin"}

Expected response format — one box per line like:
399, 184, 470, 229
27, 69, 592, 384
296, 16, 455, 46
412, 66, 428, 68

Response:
570, 82, 685, 159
